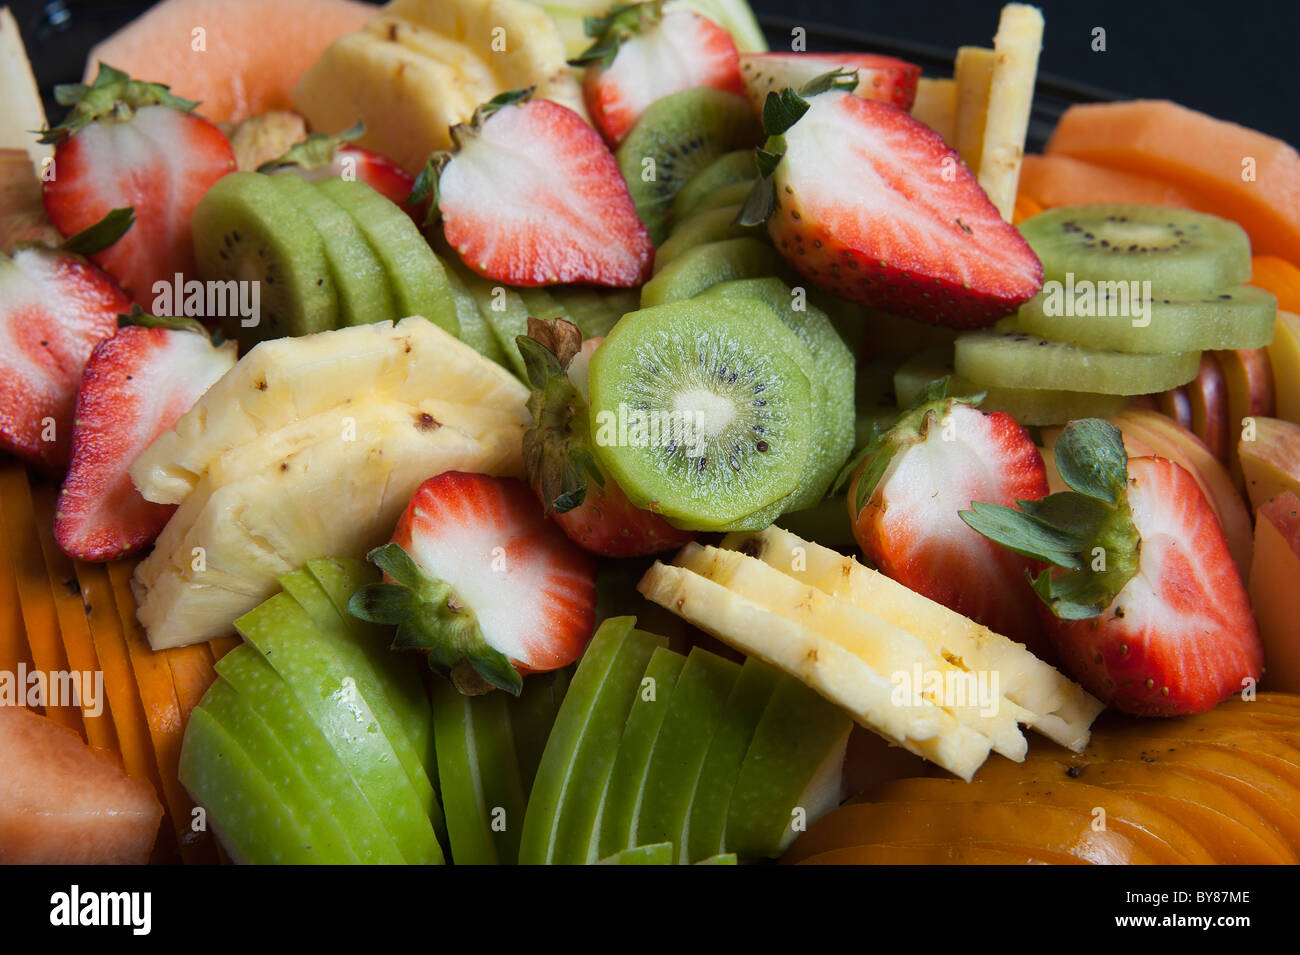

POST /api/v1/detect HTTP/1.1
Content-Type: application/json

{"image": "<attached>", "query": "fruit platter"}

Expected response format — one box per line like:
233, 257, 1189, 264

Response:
2, 0, 1299, 870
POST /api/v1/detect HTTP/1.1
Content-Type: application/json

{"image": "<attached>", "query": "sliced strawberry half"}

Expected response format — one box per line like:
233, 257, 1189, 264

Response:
41, 65, 236, 307
0, 246, 129, 470
258, 123, 418, 215
55, 318, 236, 561
349, 471, 598, 695
847, 385, 1050, 653
739, 51, 920, 112
574, 2, 744, 146
743, 85, 1042, 327
414, 91, 653, 288
963, 419, 1264, 716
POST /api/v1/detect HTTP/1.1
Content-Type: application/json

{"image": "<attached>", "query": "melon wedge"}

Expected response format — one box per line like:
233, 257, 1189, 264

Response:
0, 706, 162, 863
1018, 154, 1194, 210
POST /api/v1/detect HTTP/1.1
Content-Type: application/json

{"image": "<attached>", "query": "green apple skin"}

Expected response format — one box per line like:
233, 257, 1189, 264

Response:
695, 853, 739, 865
596, 842, 676, 865
687, 657, 783, 862
597, 646, 687, 859
179, 706, 316, 864
215, 646, 405, 863
726, 677, 853, 858
236, 593, 445, 864
635, 647, 741, 863
510, 667, 571, 796
431, 679, 527, 865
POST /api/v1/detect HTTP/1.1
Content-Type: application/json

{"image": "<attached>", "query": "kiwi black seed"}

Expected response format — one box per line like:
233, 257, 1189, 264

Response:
617, 88, 761, 246
587, 298, 814, 531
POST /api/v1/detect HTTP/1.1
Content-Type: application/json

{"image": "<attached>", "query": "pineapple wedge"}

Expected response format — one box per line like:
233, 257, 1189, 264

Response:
721, 526, 1104, 752
978, 3, 1044, 219
131, 317, 528, 505
954, 45, 997, 173
638, 562, 994, 781
0, 7, 51, 172
910, 77, 958, 145
675, 543, 1031, 761
133, 397, 522, 649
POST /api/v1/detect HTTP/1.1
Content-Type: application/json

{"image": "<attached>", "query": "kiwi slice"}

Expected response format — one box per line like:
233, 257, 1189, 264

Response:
654, 204, 758, 274
192, 171, 338, 349
896, 347, 1129, 426
588, 298, 814, 531
672, 149, 758, 221
1019, 204, 1252, 293
311, 178, 459, 338
684, 179, 757, 218
442, 264, 507, 366
954, 326, 1200, 396
445, 264, 530, 379
617, 88, 761, 245
267, 173, 396, 327
1016, 284, 1277, 355
641, 237, 786, 307
699, 278, 855, 515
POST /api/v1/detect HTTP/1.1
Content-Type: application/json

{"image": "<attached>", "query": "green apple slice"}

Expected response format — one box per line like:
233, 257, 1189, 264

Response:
595, 842, 675, 865
695, 852, 738, 865
517, 617, 665, 864
236, 594, 445, 864
198, 678, 358, 862
687, 657, 783, 862
215, 645, 405, 863
277, 567, 443, 841
179, 707, 316, 864
431, 679, 527, 865
635, 647, 742, 863
510, 668, 571, 796
597, 646, 687, 859
726, 678, 852, 858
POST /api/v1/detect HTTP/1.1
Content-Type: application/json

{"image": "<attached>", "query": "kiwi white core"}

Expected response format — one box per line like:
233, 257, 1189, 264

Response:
676, 387, 737, 439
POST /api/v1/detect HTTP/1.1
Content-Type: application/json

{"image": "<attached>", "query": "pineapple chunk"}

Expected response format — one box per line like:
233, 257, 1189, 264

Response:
910, 77, 957, 145
675, 543, 1031, 761
721, 526, 1104, 752
953, 45, 996, 173
131, 317, 528, 505
978, 3, 1045, 219
638, 562, 994, 781
0, 8, 51, 171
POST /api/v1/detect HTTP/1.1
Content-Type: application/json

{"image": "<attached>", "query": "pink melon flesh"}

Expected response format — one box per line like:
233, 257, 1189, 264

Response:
0, 706, 163, 863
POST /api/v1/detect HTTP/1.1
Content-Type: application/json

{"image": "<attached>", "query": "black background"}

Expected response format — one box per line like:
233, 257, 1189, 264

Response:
8, 0, 1300, 146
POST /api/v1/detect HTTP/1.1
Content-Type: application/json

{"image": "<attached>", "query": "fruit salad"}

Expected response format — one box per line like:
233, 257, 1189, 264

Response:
2, 0, 1299, 870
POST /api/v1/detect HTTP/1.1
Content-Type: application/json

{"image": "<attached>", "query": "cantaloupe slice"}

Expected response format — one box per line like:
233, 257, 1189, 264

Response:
1251, 255, 1300, 314
82, 0, 376, 123
0, 476, 33, 677
1046, 99, 1300, 262
1018, 153, 1195, 210
0, 705, 162, 863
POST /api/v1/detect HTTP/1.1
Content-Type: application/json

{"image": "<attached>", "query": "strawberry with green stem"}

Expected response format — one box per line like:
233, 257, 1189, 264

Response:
257, 121, 418, 215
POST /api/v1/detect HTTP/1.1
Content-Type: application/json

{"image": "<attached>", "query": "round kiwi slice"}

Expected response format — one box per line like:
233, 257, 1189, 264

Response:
588, 298, 814, 530
654, 204, 758, 273
192, 171, 338, 350
267, 172, 396, 327
683, 179, 757, 218
954, 326, 1200, 396
1016, 283, 1278, 355
1019, 204, 1252, 293
640, 237, 786, 307
672, 149, 758, 221
311, 177, 459, 338
617, 88, 761, 246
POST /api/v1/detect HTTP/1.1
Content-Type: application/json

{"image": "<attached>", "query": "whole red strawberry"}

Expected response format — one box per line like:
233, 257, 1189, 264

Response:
962, 418, 1264, 716
517, 317, 694, 558
41, 64, 236, 307
257, 123, 419, 217
846, 381, 1050, 653
739, 77, 1042, 327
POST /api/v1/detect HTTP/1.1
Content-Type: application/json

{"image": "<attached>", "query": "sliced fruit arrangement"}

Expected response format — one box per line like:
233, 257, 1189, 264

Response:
517, 615, 851, 863
129, 318, 530, 649
963, 419, 1264, 716
293, 0, 586, 175
788, 693, 1300, 865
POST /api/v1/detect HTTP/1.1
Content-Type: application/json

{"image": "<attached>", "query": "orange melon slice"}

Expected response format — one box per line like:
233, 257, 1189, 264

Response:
83, 0, 376, 123
0, 705, 162, 863
1046, 100, 1300, 262
1018, 153, 1194, 209
0, 474, 33, 677
1251, 254, 1300, 313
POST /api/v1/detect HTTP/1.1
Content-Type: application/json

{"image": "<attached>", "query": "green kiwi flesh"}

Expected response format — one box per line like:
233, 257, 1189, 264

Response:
641, 237, 786, 307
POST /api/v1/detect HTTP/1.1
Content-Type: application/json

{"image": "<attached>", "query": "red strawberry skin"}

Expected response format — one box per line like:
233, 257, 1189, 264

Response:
43, 104, 236, 307
0, 247, 128, 471
739, 52, 921, 111
584, 9, 744, 145
54, 325, 235, 561
439, 99, 653, 288
850, 403, 1051, 653
552, 471, 696, 558
1046, 456, 1264, 717
770, 91, 1042, 327
279, 144, 418, 215
394, 472, 597, 673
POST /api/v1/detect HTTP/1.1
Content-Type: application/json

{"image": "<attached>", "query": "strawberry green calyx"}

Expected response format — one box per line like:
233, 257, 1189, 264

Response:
256, 120, 363, 174
518, 318, 604, 514
116, 304, 210, 339
42, 64, 200, 143
59, 206, 135, 257
349, 542, 523, 696
569, 1, 665, 68
960, 418, 1141, 621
